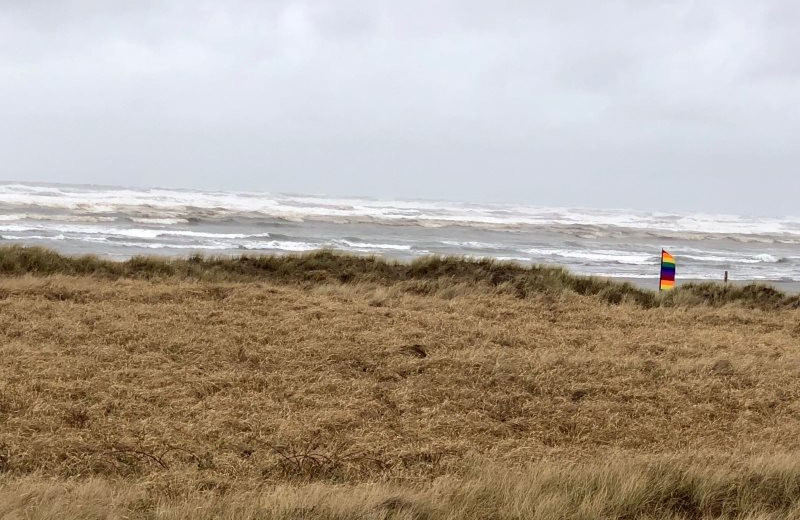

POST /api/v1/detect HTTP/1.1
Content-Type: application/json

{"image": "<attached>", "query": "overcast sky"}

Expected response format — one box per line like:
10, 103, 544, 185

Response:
1, 1, 798, 215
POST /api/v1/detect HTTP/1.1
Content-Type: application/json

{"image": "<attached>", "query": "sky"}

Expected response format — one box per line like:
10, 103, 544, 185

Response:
0, 0, 798, 215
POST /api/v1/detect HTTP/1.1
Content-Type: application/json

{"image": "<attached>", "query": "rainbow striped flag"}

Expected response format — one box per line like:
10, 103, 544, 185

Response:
660, 249, 676, 290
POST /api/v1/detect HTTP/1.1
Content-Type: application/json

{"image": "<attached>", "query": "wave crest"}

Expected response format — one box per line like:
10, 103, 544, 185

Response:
2, 182, 800, 242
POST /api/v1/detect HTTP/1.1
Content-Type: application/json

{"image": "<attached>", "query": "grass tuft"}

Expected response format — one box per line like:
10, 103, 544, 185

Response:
0, 245, 800, 309
5, 456, 800, 518
0, 245, 796, 309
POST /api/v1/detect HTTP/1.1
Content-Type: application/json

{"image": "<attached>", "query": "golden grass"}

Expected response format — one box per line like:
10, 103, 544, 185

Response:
1, 250, 800, 517
5, 455, 800, 519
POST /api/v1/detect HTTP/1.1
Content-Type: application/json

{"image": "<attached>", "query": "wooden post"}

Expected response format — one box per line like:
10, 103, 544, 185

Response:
724, 270, 728, 284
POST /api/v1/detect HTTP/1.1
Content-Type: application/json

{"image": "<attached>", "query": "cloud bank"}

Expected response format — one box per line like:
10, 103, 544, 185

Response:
1, 0, 798, 214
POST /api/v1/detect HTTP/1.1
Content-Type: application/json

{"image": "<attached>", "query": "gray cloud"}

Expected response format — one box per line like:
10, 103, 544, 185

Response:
0, 0, 798, 215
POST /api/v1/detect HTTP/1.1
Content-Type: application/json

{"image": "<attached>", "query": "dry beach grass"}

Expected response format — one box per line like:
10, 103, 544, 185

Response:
1, 247, 800, 518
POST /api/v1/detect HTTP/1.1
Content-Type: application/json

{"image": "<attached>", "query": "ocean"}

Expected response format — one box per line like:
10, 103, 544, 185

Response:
2, 182, 799, 284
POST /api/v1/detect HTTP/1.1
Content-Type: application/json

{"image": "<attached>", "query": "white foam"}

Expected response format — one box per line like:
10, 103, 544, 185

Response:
754, 253, 781, 263
0, 223, 269, 240
440, 240, 506, 250
1, 234, 67, 241
241, 240, 318, 252
6, 234, 316, 252
524, 247, 657, 265
98, 240, 233, 250
129, 218, 189, 225
0, 213, 116, 223
680, 253, 783, 264
334, 239, 411, 251
493, 256, 534, 263
586, 272, 654, 279
3, 182, 800, 239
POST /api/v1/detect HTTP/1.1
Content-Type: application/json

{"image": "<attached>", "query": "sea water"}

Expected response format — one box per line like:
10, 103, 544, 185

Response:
1, 182, 799, 282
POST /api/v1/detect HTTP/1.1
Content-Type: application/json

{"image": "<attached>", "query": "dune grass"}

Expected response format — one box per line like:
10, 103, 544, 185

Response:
5, 455, 800, 519
0, 245, 797, 309
1, 270, 800, 517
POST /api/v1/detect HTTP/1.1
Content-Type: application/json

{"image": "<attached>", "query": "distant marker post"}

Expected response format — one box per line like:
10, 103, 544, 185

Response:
659, 250, 676, 291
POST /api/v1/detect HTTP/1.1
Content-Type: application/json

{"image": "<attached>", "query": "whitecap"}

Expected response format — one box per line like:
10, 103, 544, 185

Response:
524, 247, 657, 265
3, 181, 800, 240
240, 240, 318, 252
334, 239, 411, 251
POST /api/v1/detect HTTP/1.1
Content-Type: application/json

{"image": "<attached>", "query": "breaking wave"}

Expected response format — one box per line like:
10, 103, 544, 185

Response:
2, 182, 800, 242
1, 182, 799, 281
